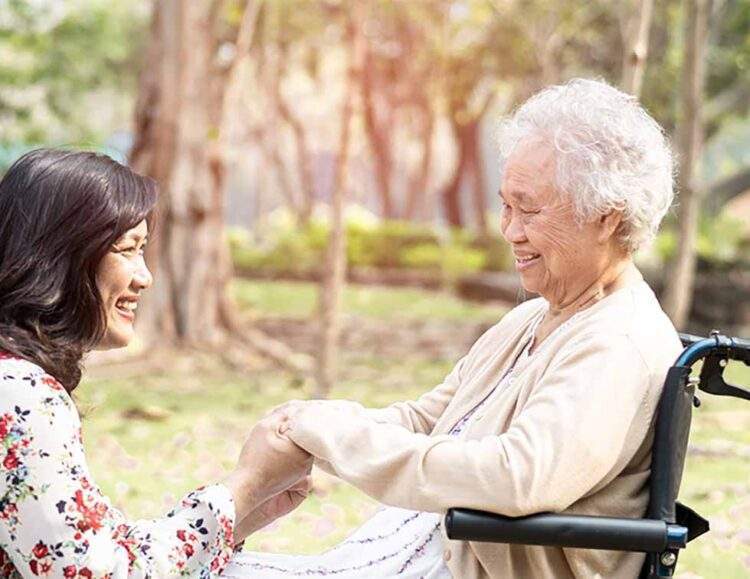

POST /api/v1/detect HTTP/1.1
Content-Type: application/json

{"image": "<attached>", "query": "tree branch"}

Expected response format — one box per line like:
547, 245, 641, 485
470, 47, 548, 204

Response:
705, 167, 750, 212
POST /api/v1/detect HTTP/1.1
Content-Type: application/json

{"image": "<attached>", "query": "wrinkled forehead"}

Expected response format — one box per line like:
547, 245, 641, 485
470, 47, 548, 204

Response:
500, 141, 559, 203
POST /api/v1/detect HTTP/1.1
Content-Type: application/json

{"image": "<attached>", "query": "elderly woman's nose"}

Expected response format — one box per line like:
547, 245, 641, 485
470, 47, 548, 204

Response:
502, 213, 527, 243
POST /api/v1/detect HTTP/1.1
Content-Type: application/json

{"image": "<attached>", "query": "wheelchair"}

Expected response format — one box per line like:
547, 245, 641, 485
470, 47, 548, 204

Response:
445, 331, 750, 578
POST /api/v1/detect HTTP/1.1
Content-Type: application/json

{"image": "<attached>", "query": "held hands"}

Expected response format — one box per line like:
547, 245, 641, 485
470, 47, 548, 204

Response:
224, 412, 313, 540
226, 399, 368, 543
267, 398, 367, 425
234, 475, 313, 542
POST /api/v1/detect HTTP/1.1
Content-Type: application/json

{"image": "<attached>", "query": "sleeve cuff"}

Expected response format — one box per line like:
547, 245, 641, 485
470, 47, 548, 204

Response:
286, 405, 360, 462
183, 483, 237, 549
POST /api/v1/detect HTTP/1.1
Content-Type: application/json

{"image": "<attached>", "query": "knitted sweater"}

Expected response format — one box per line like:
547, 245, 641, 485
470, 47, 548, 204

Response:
287, 280, 682, 578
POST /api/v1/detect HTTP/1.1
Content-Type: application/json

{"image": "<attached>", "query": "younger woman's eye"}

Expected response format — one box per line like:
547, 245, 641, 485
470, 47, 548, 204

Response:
116, 246, 144, 257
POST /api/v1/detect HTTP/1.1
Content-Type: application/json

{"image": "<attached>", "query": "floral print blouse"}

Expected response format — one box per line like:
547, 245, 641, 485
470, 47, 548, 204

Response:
0, 353, 237, 578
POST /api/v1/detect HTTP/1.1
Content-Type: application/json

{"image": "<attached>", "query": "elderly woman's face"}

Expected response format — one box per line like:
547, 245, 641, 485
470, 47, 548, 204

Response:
95, 220, 153, 350
499, 142, 620, 305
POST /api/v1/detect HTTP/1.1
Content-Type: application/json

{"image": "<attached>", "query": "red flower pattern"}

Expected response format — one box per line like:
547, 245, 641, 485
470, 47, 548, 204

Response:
3, 448, 19, 470
0, 355, 237, 577
31, 541, 49, 559
41, 376, 63, 391
0, 413, 11, 438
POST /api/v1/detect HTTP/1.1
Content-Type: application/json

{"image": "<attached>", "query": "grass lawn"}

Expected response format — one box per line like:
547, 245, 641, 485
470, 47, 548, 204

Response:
231, 278, 509, 321
79, 279, 750, 577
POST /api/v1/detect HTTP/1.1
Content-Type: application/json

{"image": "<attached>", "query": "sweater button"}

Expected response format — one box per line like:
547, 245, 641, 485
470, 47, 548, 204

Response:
443, 549, 452, 562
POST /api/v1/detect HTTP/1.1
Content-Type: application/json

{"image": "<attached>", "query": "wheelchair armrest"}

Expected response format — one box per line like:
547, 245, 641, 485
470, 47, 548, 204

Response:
445, 508, 688, 552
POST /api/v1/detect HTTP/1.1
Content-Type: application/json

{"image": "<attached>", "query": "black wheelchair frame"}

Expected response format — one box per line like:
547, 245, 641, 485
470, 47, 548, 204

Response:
444, 331, 750, 578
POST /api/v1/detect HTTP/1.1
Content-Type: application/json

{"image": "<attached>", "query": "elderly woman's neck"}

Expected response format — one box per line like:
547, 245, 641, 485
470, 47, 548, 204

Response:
545, 258, 641, 319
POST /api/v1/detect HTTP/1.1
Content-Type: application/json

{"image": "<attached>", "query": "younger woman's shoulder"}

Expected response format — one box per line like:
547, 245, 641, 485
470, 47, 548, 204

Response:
0, 353, 70, 404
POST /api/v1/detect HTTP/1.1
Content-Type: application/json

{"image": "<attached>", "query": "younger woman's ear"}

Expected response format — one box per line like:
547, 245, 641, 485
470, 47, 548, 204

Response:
597, 210, 623, 244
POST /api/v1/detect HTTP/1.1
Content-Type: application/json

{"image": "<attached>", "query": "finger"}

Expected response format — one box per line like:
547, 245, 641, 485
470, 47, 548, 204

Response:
274, 415, 292, 436
288, 475, 313, 493
289, 491, 307, 508
262, 401, 294, 419
268, 399, 307, 417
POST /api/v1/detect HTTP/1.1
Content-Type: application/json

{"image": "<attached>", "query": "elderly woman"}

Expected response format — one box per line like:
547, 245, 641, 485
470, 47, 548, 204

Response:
225, 78, 682, 579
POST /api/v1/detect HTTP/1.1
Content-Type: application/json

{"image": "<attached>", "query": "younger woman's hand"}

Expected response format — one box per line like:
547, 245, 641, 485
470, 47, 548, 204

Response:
223, 413, 313, 525
234, 476, 313, 542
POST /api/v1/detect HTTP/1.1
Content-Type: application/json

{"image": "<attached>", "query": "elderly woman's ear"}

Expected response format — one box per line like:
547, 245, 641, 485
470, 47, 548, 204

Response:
597, 210, 625, 246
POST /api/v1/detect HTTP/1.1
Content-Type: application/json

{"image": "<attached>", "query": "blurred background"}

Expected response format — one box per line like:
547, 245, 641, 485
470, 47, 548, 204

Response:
1, 0, 749, 576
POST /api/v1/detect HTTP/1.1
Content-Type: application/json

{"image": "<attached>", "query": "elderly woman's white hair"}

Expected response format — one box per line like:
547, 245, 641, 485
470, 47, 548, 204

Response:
497, 78, 675, 252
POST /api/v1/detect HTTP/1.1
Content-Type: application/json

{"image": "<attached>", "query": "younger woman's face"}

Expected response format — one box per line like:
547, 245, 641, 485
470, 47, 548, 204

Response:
95, 220, 152, 350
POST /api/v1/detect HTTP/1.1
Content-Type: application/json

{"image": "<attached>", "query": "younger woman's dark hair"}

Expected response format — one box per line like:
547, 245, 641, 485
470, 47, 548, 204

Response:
0, 148, 157, 392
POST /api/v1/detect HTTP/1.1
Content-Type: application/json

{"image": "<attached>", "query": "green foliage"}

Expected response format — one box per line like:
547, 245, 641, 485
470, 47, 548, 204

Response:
400, 243, 486, 284
470, 235, 515, 272
0, 0, 150, 144
229, 220, 514, 279
346, 221, 438, 269
704, 0, 750, 135
642, 0, 750, 139
653, 213, 748, 266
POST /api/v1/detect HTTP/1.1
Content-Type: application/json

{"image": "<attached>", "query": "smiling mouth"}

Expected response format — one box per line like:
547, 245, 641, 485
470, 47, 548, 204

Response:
115, 299, 138, 320
515, 253, 541, 269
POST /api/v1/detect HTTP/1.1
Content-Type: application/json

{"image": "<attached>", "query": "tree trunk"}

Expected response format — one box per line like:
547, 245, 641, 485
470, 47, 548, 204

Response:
274, 45, 316, 224
259, 121, 300, 216
662, 0, 713, 329
404, 98, 434, 221
130, 1, 312, 375
465, 119, 488, 236
439, 114, 468, 228
315, 22, 358, 398
360, 43, 396, 220
439, 92, 494, 230
620, 0, 655, 96
705, 167, 750, 213
131, 0, 227, 345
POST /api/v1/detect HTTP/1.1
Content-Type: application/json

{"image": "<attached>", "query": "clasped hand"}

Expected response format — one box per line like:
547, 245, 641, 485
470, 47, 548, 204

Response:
226, 399, 365, 543
224, 408, 312, 543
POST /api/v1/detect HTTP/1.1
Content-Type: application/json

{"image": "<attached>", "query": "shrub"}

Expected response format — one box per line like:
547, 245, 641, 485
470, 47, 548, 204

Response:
347, 220, 439, 269
229, 218, 516, 279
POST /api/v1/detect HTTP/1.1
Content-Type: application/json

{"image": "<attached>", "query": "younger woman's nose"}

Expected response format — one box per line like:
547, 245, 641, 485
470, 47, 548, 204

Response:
133, 257, 153, 290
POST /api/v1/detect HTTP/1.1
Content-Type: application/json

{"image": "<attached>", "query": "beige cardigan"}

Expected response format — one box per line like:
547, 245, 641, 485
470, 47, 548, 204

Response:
287, 281, 682, 578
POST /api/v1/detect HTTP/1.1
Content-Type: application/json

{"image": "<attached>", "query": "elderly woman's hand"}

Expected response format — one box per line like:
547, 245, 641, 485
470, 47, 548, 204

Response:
223, 413, 313, 530
268, 399, 367, 423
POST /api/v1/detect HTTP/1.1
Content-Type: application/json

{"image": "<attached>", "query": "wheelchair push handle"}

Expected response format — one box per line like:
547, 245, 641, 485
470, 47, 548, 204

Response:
679, 332, 750, 366
728, 336, 750, 364
677, 333, 750, 403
